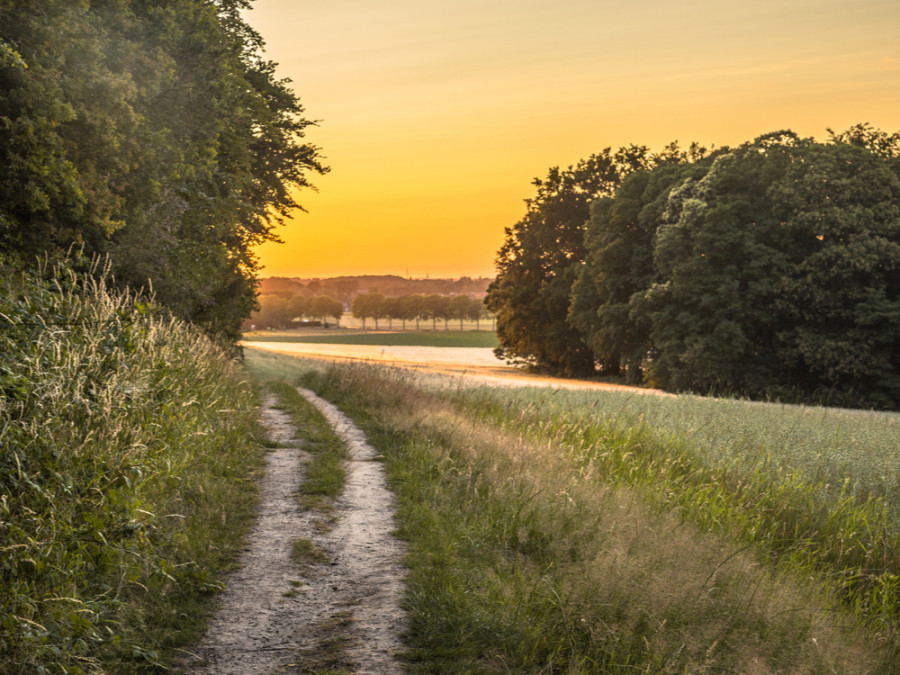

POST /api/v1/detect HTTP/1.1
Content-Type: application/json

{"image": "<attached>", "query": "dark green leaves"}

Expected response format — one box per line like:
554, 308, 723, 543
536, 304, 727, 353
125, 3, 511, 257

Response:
0, 0, 327, 340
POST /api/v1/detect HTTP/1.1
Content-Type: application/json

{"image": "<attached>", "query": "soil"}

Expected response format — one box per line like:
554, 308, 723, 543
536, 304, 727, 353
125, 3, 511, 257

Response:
181, 389, 407, 674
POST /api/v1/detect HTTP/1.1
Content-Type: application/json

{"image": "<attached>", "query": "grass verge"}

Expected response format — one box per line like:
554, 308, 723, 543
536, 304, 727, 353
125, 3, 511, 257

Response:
267, 380, 347, 514
0, 257, 267, 673
258, 354, 899, 673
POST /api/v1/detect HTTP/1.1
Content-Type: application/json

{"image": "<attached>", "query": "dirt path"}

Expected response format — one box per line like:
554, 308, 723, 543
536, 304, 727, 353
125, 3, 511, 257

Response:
183, 390, 407, 674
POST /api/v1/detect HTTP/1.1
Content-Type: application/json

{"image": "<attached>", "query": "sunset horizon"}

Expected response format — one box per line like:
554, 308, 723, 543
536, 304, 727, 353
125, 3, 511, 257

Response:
245, 0, 900, 280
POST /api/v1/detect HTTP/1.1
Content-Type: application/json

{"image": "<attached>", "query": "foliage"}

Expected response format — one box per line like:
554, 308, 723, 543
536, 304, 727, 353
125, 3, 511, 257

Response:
568, 160, 714, 381
486, 143, 707, 377
562, 127, 900, 408
350, 291, 386, 329
0, 256, 265, 672
0, 0, 326, 340
246, 293, 343, 329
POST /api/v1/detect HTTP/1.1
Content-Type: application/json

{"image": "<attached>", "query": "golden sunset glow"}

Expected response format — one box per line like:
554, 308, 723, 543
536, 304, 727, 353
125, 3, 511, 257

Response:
247, 0, 900, 279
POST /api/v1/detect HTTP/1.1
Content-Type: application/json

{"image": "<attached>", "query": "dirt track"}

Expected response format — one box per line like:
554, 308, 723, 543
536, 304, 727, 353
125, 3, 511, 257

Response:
184, 389, 406, 674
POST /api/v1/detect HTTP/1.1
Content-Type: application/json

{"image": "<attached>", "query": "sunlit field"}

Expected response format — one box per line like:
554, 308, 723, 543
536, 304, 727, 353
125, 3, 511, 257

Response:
244, 348, 900, 673
243, 328, 499, 348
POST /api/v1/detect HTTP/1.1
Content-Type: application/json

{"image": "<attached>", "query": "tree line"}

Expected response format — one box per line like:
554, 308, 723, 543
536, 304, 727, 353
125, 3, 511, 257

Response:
247, 293, 344, 329
247, 291, 489, 331
486, 125, 900, 409
259, 274, 492, 299
0, 1, 325, 341
351, 292, 487, 330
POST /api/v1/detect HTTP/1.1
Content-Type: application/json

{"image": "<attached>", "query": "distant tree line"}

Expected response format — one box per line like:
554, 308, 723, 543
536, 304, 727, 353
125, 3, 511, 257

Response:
0, 1, 326, 341
486, 125, 900, 409
248, 294, 344, 329
247, 291, 489, 331
258, 275, 492, 300
351, 292, 487, 330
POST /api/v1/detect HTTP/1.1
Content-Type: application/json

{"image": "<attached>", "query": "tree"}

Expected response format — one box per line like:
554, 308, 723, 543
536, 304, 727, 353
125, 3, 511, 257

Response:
307, 295, 343, 327
0, 1, 327, 341
249, 294, 293, 329
402, 294, 426, 330
288, 294, 309, 322
486, 146, 696, 376
446, 294, 473, 330
351, 292, 385, 329
569, 160, 714, 382
631, 130, 900, 407
422, 294, 448, 330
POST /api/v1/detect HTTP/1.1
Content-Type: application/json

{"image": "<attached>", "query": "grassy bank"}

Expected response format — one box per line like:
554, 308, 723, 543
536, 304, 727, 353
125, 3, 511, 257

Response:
245, 350, 899, 672
451, 386, 900, 626
1, 259, 266, 673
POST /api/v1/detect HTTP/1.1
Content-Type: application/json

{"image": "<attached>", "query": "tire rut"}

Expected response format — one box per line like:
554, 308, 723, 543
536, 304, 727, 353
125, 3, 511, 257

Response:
182, 389, 407, 674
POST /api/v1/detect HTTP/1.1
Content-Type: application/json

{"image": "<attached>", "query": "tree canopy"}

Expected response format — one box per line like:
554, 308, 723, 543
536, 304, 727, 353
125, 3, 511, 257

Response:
565, 127, 900, 408
0, 0, 327, 340
486, 143, 707, 376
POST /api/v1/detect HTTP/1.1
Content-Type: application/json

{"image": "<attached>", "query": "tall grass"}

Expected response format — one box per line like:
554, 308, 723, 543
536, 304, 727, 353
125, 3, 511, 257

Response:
1, 258, 266, 673
267, 356, 898, 673
447, 386, 900, 628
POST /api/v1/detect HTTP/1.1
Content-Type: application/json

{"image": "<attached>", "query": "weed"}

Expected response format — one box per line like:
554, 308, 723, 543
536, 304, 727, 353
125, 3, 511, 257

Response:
287, 611, 356, 674
291, 538, 331, 568
264, 380, 348, 511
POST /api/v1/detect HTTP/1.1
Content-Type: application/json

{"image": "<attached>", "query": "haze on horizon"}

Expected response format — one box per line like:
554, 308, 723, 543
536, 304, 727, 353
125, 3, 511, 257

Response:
247, 0, 900, 280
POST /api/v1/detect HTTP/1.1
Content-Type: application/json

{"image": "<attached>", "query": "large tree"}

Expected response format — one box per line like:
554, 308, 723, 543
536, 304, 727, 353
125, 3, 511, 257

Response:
487, 144, 704, 376
568, 160, 714, 382
0, 0, 327, 340
635, 131, 900, 407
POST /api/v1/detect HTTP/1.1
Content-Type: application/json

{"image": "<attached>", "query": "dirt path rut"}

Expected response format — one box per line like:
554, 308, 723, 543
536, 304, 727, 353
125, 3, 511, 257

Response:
184, 389, 407, 674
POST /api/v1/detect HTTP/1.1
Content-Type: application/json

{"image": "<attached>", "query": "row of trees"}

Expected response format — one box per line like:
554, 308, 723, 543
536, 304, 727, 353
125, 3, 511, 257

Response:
487, 125, 900, 409
351, 292, 488, 330
247, 292, 490, 331
247, 294, 344, 329
0, 1, 325, 340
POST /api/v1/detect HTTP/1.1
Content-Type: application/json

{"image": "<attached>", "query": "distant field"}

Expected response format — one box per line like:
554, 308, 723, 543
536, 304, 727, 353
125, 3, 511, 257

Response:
242, 329, 499, 349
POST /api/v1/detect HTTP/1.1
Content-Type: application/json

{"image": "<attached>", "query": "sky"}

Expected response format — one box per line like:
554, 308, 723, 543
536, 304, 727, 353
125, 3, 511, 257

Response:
245, 0, 900, 280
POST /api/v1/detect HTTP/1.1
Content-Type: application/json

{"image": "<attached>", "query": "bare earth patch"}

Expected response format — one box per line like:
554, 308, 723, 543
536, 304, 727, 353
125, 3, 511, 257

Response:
182, 391, 407, 674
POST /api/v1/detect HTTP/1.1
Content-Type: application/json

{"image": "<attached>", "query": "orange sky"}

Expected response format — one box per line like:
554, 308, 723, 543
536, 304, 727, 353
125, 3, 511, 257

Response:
246, 0, 900, 280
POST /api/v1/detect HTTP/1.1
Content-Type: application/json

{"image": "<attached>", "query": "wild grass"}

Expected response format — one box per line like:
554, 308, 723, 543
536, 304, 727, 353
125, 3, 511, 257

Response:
0, 257, 266, 673
289, 359, 899, 673
290, 538, 332, 568
267, 380, 347, 513
243, 329, 499, 348
448, 386, 900, 627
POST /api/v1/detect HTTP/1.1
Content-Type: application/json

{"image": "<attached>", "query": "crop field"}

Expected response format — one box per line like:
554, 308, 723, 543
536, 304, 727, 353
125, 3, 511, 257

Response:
245, 348, 900, 673
243, 328, 499, 349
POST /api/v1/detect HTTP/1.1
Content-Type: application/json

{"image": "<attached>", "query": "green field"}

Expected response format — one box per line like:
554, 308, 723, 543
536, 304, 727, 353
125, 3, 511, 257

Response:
242, 329, 499, 349
244, 350, 900, 672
